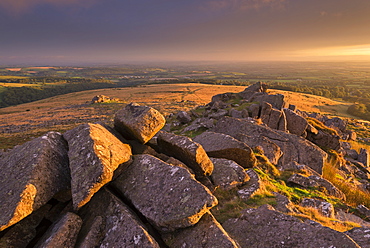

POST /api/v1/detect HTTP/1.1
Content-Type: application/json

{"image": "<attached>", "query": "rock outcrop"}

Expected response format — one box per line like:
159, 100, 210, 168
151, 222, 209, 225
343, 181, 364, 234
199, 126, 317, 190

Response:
157, 131, 214, 176
77, 188, 160, 248
162, 212, 240, 248
210, 158, 249, 190
212, 116, 327, 174
0, 132, 70, 231
114, 102, 166, 144
1, 82, 370, 247
63, 123, 132, 209
193, 131, 257, 168
34, 212, 82, 248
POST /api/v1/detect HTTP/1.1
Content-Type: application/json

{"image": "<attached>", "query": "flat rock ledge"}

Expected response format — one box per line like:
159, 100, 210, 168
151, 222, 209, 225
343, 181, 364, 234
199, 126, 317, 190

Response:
63, 123, 132, 209
112, 154, 218, 232
0, 131, 70, 232
193, 131, 257, 168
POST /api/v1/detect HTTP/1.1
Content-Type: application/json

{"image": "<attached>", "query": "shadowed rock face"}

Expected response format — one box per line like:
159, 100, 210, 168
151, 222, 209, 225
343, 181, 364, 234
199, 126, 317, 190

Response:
157, 131, 214, 176
111, 154, 218, 232
34, 212, 82, 248
345, 227, 370, 248
77, 188, 160, 248
63, 123, 132, 210
223, 205, 360, 248
0, 131, 70, 232
210, 158, 249, 190
193, 131, 257, 168
162, 212, 240, 248
114, 102, 166, 144
283, 108, 308, 136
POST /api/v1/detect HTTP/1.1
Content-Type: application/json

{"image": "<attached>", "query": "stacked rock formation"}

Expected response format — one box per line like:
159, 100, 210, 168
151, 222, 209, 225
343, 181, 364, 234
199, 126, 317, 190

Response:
0, 82, 369, 247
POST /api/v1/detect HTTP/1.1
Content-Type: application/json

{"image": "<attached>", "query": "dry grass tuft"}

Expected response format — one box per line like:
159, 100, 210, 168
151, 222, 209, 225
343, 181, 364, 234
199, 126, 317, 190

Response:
291, 205, 361, 232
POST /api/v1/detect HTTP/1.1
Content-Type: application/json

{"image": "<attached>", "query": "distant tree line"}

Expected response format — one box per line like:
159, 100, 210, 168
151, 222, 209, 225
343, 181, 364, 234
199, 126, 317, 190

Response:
268, 81, 370, 120
0, 78, 122, 108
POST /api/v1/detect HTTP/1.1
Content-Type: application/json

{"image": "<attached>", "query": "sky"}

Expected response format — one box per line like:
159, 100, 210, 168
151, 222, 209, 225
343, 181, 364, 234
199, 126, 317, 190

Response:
1, 0, 370, 65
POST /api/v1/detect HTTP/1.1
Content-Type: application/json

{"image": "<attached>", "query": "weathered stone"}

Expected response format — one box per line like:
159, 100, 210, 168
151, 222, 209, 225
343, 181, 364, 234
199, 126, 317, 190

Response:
346, 130, 358, 141
91, 95, 120, 104
267, 108, 283, 130
288, 174, 345, 199
193, 117, 215, 129
248, 103, 260, 118
358, 148, 369, 167
212, 117, 327, 174
229, 108, 243, 118
273, 192, 296, 213
277, 109, 287, 131
306, 123, 319, 135
336, 210, 370, 228
306, 130, 341, 151
211, 92, 237, 103
0, 132, 70, 231
237, 82, 267, 100
208, 100, 228, 110
222, 205, 360, 248
0, 204, 51, 248
288, 174, 320, 188
346, 149, 359, 160
210, 158, 249, 190
114, 102, 165, 144
77, 188, 160, 248
208, 109, 228, 119
157, 131, 214, 176
357, 205, 370, 219
288, 104, 296, 111
162, 212, 240, 248
280, 161, 320, 176
125, 138, 158, 156
324, 117, 347, 132
237, 133, 282, 165
34, 212, 82, 248
237, 169, 262, 200
308, 175, 345, 199
182, 123, 202, 133
177, 111, 192, 124
166, 157, 194, 175
283, 108, 308, 136
63, 123, 132, 209
346, 228, 370, 248
193, 131, 257, 168
260, 101, 272, 124
250, 93, 286, 110
300, 198, 335, 218
111, 155, 218, 232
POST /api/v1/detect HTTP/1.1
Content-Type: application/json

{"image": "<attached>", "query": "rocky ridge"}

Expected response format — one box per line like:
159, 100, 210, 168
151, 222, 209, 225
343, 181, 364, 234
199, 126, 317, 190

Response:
0, 82, 370, 247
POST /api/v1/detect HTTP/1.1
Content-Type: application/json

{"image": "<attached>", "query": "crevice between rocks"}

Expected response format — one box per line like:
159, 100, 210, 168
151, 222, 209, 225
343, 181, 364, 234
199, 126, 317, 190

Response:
106, 185, 169, 248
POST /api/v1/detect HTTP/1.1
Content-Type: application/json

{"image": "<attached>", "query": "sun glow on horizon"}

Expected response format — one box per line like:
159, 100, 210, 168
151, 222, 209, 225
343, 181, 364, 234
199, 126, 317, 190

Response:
291, 44, 370, 59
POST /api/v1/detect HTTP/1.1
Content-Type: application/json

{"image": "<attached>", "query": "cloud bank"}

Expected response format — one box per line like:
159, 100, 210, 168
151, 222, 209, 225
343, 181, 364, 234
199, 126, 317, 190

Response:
0, 0, 96, 14
206, 0, 288, 12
